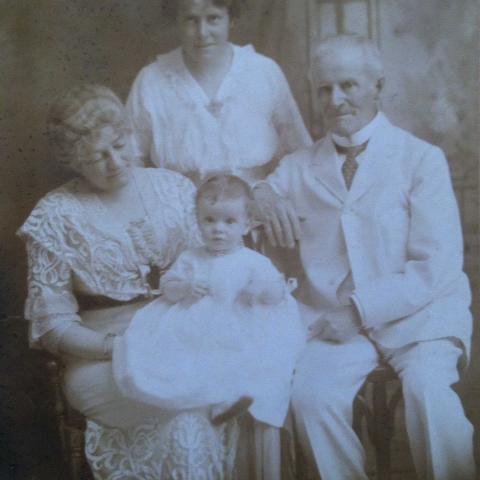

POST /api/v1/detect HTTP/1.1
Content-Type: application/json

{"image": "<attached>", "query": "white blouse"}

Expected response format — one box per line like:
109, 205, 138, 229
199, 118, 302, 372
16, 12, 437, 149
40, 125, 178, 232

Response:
18, 168, 200, 346
127, 44, 312, 184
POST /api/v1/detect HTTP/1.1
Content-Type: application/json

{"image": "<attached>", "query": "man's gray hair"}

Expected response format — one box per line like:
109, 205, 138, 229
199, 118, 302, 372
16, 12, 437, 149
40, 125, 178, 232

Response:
311, 34, 384, 80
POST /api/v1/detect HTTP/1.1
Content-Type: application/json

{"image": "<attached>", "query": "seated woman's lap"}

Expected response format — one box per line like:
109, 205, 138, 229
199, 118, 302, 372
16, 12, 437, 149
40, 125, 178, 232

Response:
60, 304, 283, 479
63, 302, 171, 428
63, 355, 169, 428
63, 301, 241, 478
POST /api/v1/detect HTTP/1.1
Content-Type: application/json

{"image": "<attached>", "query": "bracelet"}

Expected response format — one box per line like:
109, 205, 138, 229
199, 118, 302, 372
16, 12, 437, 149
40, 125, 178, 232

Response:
102, 333, 117, 359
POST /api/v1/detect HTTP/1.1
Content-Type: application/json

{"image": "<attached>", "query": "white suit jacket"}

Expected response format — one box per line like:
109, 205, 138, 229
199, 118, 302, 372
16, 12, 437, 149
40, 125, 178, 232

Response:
267, 113, 472, 353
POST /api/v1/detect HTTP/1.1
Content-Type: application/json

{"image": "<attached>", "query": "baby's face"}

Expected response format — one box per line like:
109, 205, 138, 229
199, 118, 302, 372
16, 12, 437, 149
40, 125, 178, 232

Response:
197, 197, 250, 254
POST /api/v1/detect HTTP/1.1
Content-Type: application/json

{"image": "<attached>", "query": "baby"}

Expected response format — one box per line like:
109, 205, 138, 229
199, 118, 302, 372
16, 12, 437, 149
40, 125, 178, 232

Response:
114, 175, 305, 427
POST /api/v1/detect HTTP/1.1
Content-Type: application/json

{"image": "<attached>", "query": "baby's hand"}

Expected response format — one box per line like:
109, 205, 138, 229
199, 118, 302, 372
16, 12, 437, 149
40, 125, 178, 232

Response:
163, 279, 209, 303
237, 281, 258, 307
237, 277, 284, 307
188, 280, 210, 301
257, 280, 284, 305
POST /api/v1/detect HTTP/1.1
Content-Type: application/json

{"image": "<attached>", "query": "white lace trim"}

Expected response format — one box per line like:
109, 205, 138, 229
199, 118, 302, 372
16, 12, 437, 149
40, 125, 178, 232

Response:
85, 414, 239, 480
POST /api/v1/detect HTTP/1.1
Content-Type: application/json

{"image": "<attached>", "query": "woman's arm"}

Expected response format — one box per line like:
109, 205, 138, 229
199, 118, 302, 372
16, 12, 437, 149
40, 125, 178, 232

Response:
126, 68, 154, 166
42, 322, 114, 360
269, 61, 312, 154
22, 237, 117, 359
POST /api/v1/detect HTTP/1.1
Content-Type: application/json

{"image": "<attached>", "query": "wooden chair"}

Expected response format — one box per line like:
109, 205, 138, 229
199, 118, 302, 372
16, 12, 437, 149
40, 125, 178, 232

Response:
294, 363, 403, 480
353, 363, 403, 480
46, 360, 403, 480
46, 359, 91, 480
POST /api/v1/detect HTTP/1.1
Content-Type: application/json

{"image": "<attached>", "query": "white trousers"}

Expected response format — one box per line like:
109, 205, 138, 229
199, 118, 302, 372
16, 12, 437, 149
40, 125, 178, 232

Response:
291, 335, 476, 480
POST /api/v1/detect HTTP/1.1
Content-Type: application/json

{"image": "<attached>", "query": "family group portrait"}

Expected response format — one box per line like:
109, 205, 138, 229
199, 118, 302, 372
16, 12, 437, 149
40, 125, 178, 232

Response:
1, 0, 478, 479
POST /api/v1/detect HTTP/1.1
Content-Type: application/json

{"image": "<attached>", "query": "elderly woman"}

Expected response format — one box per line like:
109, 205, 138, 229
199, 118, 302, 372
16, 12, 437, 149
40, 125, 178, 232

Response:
17, 85, 240, 479
127, 0, 312, 185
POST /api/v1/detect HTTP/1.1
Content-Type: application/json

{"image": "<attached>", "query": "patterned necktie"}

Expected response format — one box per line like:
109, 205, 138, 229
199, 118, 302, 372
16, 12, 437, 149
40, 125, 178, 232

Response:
335, 141, 368, 190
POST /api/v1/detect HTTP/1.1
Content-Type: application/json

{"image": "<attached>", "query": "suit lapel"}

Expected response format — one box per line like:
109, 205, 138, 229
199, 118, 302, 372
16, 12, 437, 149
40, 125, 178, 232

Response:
310, 138, 347, 204
348, 115, 398, 204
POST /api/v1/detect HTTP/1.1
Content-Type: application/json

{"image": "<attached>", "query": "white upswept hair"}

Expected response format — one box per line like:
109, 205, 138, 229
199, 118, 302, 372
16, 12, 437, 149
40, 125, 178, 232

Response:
311, 33, 385, 81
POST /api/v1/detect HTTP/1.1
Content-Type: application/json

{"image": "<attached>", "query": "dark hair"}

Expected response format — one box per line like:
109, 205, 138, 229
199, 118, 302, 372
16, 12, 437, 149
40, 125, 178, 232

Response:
162, 0, 246, 20
196, 174, 254, 214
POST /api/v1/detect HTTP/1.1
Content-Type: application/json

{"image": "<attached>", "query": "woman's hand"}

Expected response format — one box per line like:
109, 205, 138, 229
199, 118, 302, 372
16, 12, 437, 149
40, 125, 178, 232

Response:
252, 183, 302, 249
44, 323, 117, 360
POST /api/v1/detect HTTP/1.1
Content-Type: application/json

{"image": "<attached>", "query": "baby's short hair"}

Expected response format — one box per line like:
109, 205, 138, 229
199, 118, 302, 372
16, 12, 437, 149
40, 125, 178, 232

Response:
196, 174, 254, 212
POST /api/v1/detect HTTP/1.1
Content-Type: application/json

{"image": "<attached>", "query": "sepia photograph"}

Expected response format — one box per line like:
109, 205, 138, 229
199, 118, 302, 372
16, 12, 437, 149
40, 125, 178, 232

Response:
1, 0, 478, 478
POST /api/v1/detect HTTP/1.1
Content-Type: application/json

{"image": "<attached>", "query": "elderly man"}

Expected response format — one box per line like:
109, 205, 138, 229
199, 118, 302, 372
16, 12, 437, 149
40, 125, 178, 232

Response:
254, 34, 475, 479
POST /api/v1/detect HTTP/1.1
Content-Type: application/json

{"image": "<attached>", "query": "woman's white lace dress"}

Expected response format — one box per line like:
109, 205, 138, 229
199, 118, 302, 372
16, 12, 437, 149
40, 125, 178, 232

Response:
18, 168, 240, 479
127, 44, 312, 184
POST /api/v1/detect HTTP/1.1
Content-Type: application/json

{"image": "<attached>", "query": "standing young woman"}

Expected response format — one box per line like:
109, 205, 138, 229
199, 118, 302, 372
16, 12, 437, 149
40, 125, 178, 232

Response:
127, 0, 311, 185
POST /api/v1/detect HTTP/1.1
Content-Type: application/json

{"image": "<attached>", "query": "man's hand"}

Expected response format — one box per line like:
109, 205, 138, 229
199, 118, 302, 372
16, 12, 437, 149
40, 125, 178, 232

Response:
308, 305, 362, 343
253, 183, 302, 249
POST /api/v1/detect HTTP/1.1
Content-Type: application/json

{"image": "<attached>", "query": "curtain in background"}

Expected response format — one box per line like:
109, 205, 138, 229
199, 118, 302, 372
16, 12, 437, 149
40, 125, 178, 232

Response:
233, 0, 312, 129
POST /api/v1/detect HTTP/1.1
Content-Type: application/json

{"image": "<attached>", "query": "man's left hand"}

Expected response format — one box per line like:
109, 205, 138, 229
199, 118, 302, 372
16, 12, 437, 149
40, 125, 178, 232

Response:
308, 305, 362, 343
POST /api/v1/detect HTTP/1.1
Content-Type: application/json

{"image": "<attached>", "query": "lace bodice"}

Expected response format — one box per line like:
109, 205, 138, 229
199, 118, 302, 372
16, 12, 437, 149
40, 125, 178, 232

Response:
18, 167, 200, 345
127, 44, 312, 184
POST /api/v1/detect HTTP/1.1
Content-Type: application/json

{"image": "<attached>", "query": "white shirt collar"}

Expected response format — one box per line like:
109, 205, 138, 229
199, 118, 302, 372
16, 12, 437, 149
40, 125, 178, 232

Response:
331, 111, 383, 148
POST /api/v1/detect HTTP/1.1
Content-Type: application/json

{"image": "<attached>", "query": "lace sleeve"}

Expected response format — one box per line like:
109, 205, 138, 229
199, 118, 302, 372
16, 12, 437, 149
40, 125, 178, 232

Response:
179, 176, 202, 249
23, 237, 80, 348
270, 62, 312, 156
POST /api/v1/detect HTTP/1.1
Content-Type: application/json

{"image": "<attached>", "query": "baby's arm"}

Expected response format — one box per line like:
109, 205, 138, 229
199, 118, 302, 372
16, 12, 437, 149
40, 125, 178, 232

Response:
257, 276, 285, 305
162, 279, 191, 303
239, 260, 286, 306
161, 251, 209, 304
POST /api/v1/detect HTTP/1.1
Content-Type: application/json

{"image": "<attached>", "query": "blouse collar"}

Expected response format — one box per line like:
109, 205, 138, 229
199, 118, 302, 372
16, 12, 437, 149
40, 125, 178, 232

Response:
162, 44, 255, 104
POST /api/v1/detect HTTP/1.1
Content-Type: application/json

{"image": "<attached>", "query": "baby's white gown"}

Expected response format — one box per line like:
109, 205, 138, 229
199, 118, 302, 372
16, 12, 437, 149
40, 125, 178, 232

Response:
114, 246, 305, 427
